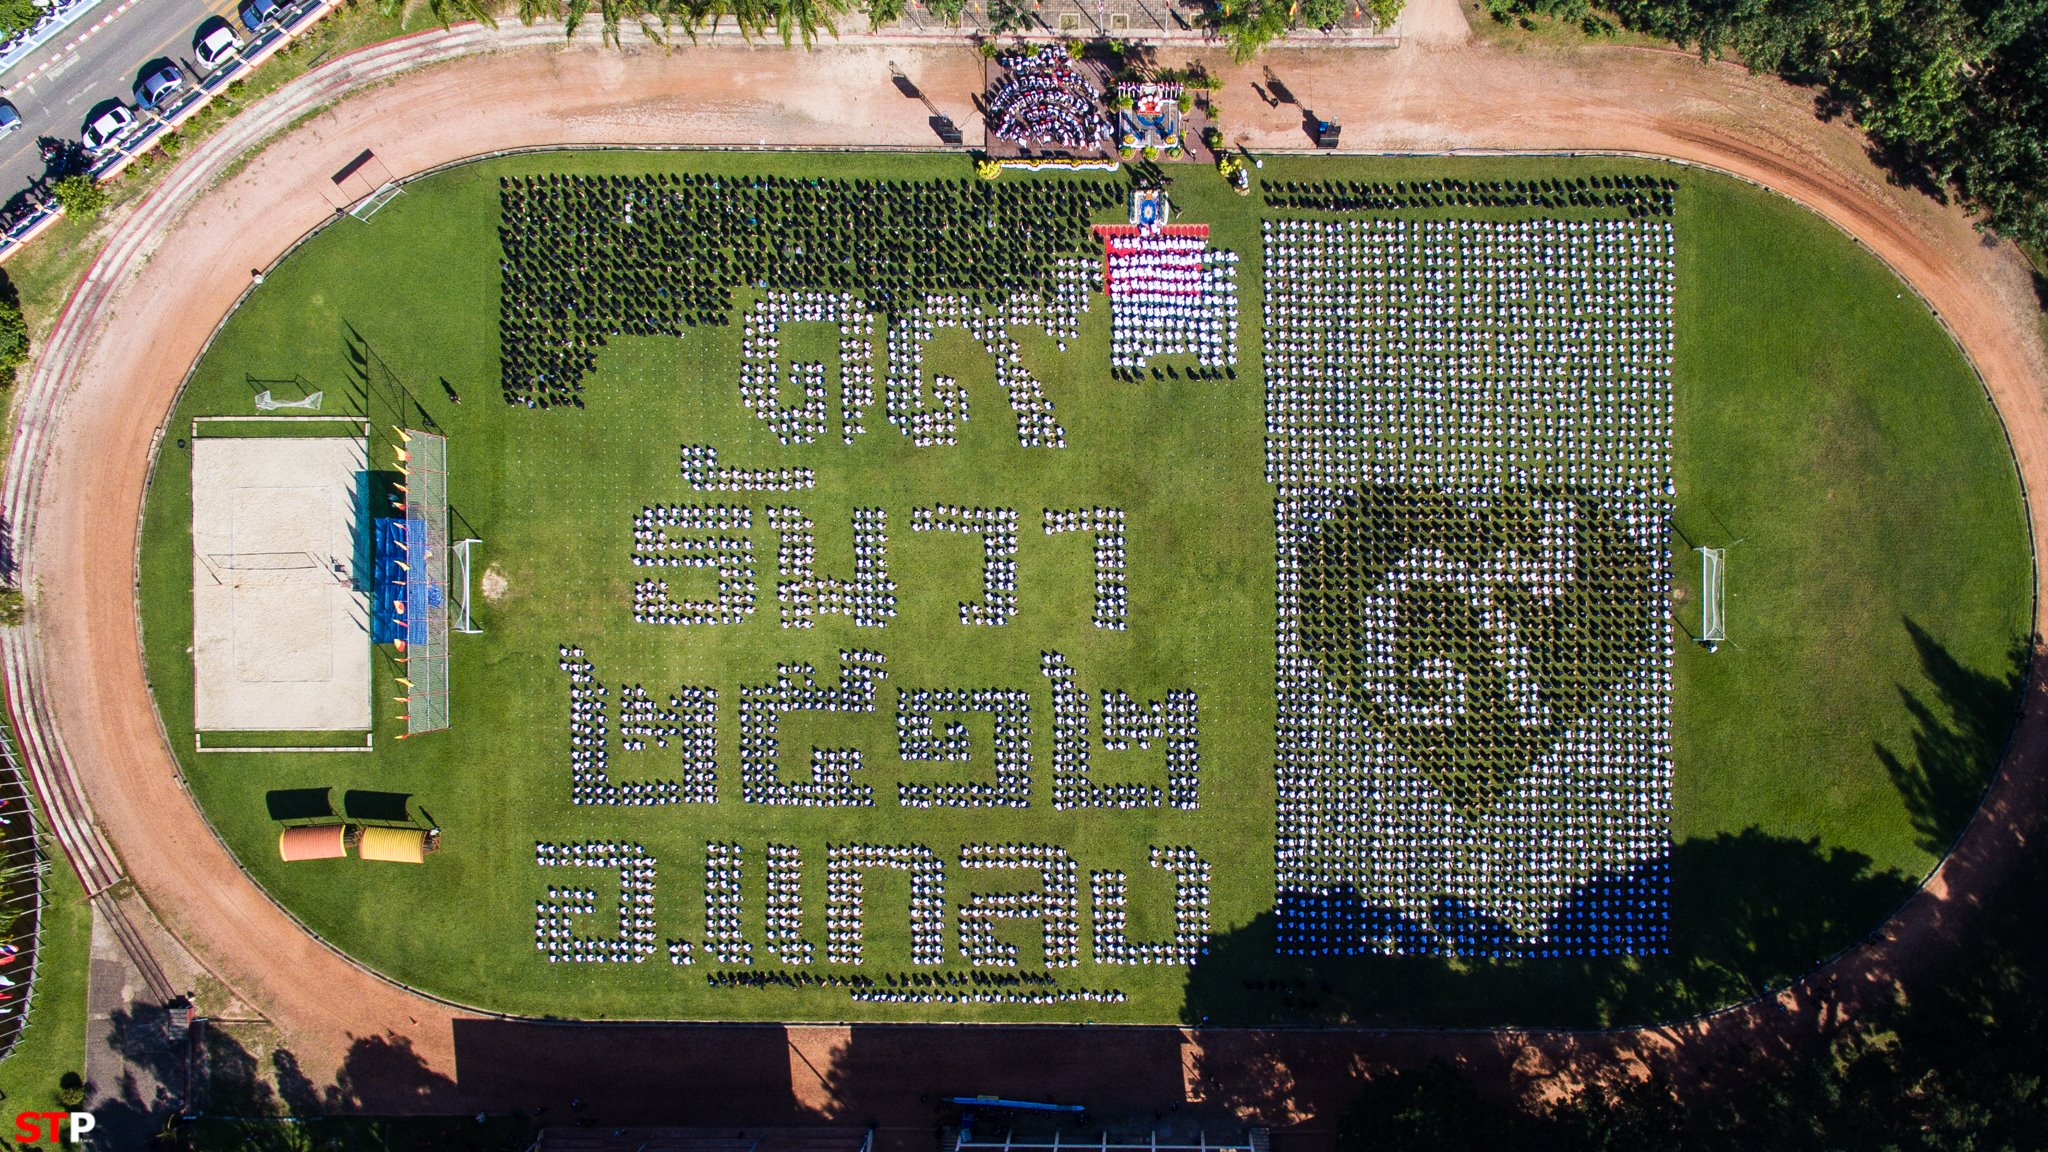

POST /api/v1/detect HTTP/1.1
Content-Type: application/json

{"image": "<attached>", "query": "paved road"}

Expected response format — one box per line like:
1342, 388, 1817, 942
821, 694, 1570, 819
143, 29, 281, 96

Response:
0, 0, 242, 211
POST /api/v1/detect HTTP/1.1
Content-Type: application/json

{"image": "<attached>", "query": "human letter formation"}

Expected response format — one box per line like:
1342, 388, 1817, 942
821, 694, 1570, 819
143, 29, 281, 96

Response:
700, 649, 1200, 812
497, 174, 1121, 407
1264, 217, 1675, 959
635, 501, 1126, 633
535, 839, 1212, 978
558, 646, 718, 806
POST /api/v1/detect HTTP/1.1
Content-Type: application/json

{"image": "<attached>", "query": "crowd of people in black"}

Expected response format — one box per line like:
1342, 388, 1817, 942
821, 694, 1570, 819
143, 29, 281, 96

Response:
1263, 174, 1678, 217
496, 173, 1120, 408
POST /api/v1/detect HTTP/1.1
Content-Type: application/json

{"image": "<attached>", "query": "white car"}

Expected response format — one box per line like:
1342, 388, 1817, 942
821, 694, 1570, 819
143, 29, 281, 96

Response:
80, 105, 136, 154
194, 21, 242, 73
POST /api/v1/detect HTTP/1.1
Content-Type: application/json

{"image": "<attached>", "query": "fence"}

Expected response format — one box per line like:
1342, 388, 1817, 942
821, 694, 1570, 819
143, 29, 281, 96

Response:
0, 716, 49, 1065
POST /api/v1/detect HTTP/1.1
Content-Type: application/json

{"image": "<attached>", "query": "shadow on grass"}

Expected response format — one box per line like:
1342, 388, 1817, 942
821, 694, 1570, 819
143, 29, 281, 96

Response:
263, 787, 333, 822
1878, 618, 2028, 856
342, 789, 413, 824
1183, 619, 2025, 1031
1182, 830, 1913, 1030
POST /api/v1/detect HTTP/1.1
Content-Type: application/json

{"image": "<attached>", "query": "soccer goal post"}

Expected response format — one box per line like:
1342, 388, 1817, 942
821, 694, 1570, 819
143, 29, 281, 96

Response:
253, 389, 323, 411
1699, 547, 1727, 647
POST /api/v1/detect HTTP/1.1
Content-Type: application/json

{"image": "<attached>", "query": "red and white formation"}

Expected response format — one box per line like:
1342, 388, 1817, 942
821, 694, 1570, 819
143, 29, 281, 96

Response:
1102, 226, 1239, 370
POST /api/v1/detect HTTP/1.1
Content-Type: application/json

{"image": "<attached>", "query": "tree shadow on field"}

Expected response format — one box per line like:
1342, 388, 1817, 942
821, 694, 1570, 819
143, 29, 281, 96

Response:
1179, 830, 1915, 1037
1877, 618, 2028, 856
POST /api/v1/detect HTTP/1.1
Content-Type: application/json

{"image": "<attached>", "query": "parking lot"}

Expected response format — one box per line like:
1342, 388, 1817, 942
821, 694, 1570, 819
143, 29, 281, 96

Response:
0, 0, 264, 217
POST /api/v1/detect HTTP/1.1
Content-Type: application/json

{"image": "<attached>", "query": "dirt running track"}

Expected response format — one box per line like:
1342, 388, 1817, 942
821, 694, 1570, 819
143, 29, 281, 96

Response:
8, 0, 2048, 1130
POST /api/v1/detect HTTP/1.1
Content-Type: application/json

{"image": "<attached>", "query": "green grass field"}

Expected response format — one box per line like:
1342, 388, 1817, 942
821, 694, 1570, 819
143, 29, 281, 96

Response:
135, 151, 2030, 1027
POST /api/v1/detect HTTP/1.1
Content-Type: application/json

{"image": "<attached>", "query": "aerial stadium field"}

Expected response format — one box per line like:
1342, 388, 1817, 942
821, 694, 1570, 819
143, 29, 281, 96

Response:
135, 150, 2030, 1027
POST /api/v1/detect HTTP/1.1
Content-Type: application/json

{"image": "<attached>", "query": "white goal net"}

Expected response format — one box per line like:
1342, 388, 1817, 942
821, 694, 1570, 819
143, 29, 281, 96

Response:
1700, 546, 1726, 646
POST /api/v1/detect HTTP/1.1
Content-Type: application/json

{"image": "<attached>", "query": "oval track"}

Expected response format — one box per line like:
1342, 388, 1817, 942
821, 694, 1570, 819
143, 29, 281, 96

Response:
6, 9, 2046, 1119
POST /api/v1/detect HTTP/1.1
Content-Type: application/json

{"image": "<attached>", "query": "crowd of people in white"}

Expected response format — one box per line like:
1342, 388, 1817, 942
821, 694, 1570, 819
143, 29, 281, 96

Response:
528, 836, 1213, 984
740, 292, 877, 446
1043, 652, 1201, 812
911, 504, 1020, 626
1088, 846, 1213, 965
826, 843, 948, 966
767, 505, 896, 628
737, 650, 887, 807
896, 688, 1033, 808
1263, 216, 1675, 958
631, 503, 757, 626
1044, 507, 1129, 630
1105, 231, 1240, 373
534, 841, 658, 963
680, 443, 815, 493
881, 273, 1092, 449
958, 844, 1082, 968
559, 646, 720, 805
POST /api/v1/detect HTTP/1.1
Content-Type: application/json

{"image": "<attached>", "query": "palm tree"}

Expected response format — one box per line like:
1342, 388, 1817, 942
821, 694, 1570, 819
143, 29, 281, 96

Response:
379, 0, 498, 29
775, 0, 851, 45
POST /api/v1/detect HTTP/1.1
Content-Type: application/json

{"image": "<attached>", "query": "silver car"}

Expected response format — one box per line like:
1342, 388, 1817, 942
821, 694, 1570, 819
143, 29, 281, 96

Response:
135, 63, 186, 110
81, 105, 136, 153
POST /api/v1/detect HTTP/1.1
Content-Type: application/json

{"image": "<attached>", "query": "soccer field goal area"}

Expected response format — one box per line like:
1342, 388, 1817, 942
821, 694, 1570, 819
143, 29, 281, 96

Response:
1700, 546, 1727, 648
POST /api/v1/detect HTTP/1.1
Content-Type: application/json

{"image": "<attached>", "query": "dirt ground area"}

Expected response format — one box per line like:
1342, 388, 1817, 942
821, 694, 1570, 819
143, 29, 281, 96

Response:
8, 2, 2048, 1127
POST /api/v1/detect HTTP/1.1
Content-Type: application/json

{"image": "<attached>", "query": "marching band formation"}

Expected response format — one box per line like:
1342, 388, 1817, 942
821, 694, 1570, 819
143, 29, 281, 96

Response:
987, 48, 1110, 151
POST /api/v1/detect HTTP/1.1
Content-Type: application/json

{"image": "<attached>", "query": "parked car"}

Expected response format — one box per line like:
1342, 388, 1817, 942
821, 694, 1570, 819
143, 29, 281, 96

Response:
0, 102, 20, 139
80, 104, 136, 154
194, 19, 243, 73
238, 0, 284, 32
134, 62, 186, 111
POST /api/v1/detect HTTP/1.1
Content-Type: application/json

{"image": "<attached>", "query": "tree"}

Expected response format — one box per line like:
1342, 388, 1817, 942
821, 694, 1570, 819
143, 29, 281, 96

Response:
0, 0, 40, 38
52, 174, 106, 222
380, 0, 497, 28
1210, 0, 1291, 59
772, 0, 850, 45
0, 588, 22, 628
986, 0, 1031, 33
863, 0, 903, 29
0, 271, 26, 385
1298, 0, 1348, 29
